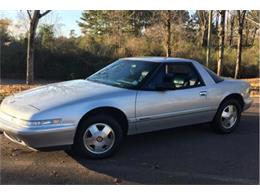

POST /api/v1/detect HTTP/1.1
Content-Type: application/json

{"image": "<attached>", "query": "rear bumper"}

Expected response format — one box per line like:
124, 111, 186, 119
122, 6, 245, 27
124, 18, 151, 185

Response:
0, 112, 76, 149
243, 97, 253, 111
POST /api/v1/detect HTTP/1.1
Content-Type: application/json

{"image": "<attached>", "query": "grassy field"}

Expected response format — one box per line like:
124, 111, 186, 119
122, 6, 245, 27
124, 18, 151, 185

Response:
0, 78, 259, 102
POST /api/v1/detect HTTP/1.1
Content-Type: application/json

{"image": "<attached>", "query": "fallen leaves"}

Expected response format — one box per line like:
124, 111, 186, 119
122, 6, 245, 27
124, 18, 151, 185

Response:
0, 84, 39, 99
50, 170, 58, 177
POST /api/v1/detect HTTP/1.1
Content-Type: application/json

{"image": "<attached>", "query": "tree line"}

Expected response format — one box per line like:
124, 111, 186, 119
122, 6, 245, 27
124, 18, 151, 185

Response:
0, 10, 259, 84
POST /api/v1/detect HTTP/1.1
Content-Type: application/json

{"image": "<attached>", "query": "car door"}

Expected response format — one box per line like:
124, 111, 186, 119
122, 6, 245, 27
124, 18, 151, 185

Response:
135, 62, 212, 133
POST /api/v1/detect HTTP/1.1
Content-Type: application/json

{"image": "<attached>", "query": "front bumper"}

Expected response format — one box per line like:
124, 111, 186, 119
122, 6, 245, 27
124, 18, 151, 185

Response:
0, 111, 76, 149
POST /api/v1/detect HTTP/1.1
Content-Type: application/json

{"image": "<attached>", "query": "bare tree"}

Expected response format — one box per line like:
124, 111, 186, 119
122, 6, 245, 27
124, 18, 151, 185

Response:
197, 11, 208, 46
234, 10, 247, 79
246, 11, 260, 46
217, 10, 226, 76
215, 11, 220, 34
160, 10, 187, 57
229, 12, 235, 46
246, 10, 260, 27
206, 10, 213, 67
166, 10, 172, 57
244, 20, 249, 46
250, 26, 258, 46
26, 10, 51, 85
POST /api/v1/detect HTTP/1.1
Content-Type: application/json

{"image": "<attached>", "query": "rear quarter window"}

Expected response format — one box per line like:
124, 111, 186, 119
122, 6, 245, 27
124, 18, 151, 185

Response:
204, 68, 224, 83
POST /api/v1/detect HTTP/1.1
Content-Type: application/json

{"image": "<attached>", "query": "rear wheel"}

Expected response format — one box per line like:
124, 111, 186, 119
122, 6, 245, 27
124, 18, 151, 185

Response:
73, 115, 124, 159
212, 99, 242, 133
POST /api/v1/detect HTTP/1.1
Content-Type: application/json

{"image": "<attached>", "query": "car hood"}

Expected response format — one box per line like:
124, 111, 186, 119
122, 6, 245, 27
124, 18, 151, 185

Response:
0, 79, 124, 119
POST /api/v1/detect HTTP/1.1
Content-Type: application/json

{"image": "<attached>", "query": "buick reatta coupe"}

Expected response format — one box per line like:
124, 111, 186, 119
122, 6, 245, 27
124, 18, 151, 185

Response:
0, 57, 252, 158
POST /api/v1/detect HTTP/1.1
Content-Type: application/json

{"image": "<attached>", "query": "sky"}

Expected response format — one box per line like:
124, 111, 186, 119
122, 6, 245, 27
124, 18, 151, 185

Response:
1, 10, 196, 37
0, 10, 83, 37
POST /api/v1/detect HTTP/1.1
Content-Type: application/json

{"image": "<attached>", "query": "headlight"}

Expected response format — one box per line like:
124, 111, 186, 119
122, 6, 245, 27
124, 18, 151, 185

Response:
13, 118, 62, 127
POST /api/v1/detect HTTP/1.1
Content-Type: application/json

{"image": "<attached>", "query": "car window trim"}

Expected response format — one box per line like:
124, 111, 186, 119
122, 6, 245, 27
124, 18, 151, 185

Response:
135, 62, 162, 90
139, 62, 164, 90
140, 62, 205, 91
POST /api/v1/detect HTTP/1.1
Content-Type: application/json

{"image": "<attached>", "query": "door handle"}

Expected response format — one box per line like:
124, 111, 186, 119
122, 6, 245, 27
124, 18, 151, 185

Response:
200, 91, 207, 96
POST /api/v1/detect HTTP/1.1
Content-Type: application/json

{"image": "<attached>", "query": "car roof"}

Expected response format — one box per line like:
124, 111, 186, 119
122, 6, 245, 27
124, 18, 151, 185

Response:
121, 57, 197, 63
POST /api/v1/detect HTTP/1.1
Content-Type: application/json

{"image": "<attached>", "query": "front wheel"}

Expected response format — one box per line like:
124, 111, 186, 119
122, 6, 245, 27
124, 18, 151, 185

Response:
73, 115, 124, 159
212, 99, 242, 133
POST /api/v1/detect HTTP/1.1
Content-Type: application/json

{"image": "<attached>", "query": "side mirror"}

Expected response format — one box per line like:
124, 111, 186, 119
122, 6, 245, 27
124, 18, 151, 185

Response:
155, 82, 173, 91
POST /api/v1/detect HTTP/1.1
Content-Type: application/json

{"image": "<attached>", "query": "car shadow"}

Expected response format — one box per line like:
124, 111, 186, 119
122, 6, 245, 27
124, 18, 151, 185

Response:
66, 114, 259, 184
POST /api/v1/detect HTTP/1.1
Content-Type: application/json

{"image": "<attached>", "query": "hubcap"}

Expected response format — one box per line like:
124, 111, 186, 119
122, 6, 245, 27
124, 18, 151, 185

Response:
221, 105, 238, 129
83, 123, 115, 154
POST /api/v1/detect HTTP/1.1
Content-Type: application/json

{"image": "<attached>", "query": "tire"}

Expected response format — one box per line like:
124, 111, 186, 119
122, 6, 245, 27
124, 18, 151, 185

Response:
72, 115, 124, 159
211, 98, 242, 134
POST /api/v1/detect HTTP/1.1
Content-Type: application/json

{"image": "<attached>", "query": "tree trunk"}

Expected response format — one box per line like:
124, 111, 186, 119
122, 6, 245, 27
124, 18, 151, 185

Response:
26, 10, 50, 85
229, 14, 234, 46
250, 26, 257, 46
200, 25, 207, 47
26, 11, 40, 84
235, 10, 246, 79
244, 20, 249, 46
206, 10, 212, 67
26, 20, 38, 84
166, 10, 172, 57
217, 10, 226, 76
215, 11, 220, 33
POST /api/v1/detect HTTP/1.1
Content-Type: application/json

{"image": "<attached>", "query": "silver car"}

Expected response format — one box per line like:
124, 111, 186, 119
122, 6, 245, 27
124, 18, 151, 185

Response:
0, 57, 253, 158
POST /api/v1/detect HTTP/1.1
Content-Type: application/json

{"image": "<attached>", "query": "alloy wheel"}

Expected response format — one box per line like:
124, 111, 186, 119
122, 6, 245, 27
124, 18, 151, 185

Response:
221, 105, 238, 129
83, 123, 115, 154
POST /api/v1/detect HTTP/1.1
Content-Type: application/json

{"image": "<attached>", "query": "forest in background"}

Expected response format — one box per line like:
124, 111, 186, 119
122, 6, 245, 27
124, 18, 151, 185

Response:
0, 10, 259, 81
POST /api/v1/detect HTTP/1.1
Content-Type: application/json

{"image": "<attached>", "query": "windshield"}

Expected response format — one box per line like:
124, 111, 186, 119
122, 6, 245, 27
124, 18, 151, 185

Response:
87, 60, 158, 89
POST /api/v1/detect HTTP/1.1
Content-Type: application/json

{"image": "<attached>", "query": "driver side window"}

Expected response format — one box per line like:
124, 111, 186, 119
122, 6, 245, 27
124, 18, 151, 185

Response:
146, 62, 204, 90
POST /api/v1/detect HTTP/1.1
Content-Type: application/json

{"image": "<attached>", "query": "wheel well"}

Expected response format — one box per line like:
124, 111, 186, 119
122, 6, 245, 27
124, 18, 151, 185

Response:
221, 93, 244, 108
77, 107, 128, 135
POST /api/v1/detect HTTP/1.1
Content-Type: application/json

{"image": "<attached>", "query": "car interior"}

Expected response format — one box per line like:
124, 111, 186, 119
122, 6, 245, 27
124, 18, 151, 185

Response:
146, 62, 202, 90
